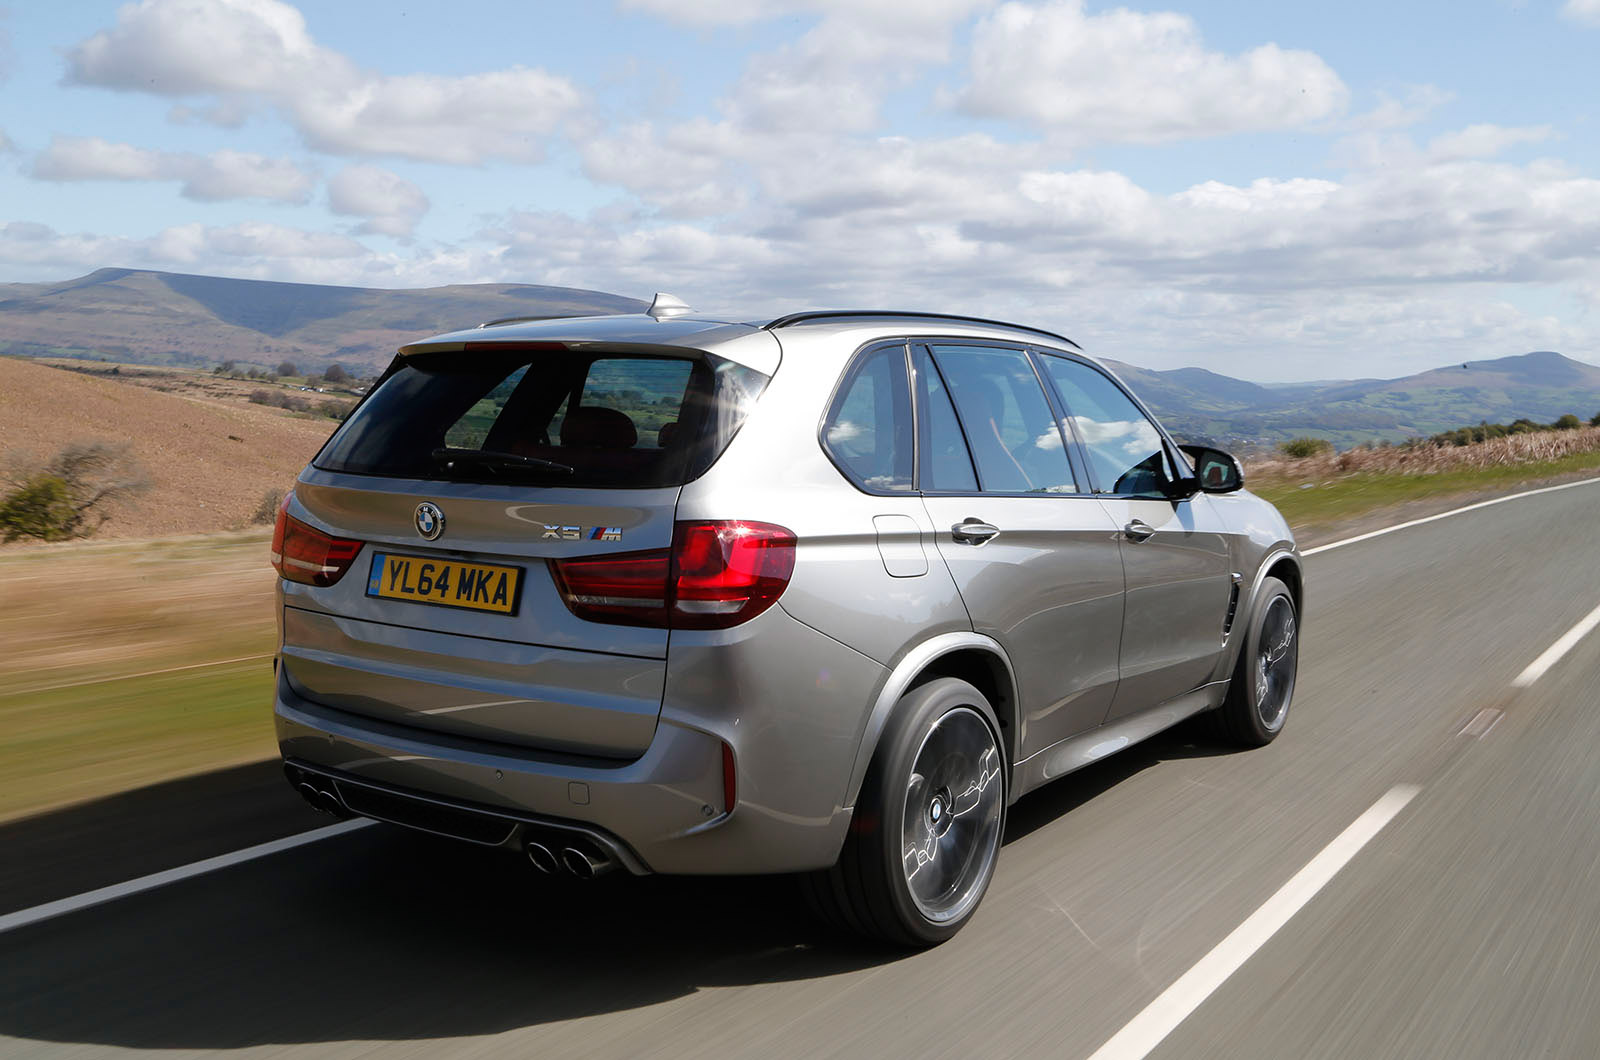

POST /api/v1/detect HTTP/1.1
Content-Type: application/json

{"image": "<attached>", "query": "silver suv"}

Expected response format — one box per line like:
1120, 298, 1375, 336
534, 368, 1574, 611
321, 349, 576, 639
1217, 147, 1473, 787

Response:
272, 302, 1301, 946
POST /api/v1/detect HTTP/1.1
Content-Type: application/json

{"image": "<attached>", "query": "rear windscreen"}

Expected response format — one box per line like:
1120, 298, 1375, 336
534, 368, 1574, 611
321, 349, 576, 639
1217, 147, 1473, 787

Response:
314, 349, 770, 488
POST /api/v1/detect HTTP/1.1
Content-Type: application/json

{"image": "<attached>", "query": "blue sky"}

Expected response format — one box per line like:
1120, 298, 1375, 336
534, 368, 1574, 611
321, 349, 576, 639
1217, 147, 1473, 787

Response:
2, 0, 1598, 380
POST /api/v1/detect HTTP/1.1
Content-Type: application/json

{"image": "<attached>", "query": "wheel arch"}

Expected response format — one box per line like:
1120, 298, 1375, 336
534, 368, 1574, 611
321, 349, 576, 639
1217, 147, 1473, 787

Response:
1218, 547, 1302, 680
843, 633, 1019, 809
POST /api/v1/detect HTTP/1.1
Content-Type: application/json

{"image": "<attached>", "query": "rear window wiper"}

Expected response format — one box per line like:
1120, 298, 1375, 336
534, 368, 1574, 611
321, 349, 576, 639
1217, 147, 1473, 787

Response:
430, 447, 574, 477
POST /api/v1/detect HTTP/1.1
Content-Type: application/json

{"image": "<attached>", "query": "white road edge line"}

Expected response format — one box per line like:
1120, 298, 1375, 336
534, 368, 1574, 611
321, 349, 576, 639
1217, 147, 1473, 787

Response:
1085, 784, 1421, 1060
1512, 599, 1600, 688
0, 818, 374, 936
1302, 475, 1600, 556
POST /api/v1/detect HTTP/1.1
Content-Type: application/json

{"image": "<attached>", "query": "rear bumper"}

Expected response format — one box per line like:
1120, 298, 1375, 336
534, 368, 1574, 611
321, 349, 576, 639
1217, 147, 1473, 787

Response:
273, 650, 862, 874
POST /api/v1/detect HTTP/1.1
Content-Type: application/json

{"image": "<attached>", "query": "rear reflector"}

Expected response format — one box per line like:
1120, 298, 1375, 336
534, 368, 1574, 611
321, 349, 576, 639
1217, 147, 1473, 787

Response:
550, 519, 796, 630
722, 741, 736, 814
271, 495, 364, 587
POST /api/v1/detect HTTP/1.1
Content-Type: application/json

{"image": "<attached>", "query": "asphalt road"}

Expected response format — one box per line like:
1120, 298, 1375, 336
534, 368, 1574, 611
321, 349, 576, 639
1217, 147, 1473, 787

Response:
6, 481, 1600, 1058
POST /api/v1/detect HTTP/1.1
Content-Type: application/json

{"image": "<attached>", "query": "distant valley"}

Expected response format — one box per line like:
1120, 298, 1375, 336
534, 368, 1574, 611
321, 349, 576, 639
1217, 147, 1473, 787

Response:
4, 268, 1600, 449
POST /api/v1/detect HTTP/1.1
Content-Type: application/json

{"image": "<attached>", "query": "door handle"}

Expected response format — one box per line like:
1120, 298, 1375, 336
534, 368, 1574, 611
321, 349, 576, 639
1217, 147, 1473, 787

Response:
951, 519, 1001, 545
1123, 519, 1156, 542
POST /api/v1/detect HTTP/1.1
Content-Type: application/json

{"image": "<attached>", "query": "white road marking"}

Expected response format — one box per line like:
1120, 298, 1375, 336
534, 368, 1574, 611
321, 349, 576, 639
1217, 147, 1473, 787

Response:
1085, 784, 1421, 1060
1458, 708, 1504, 739
1302, 475, 1600, 556
11, 654, 273, 697
0, 819, 374, 936
1512, 599, 1600, 688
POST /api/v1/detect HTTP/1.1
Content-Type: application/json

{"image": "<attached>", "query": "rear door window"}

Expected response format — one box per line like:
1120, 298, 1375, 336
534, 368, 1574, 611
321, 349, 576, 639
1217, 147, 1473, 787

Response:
927, 345, 1077, 494
316, 350, 765, 488
912, 346, 978, 493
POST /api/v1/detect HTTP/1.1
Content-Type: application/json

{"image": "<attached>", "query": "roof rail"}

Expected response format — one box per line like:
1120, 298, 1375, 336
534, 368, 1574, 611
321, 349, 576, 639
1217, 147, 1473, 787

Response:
476, 313, 588, 329
762, 310, 1080, 349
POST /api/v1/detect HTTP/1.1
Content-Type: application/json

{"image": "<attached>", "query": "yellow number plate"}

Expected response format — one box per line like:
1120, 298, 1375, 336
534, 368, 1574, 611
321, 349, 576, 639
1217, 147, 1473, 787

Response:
366, 552, 522, 615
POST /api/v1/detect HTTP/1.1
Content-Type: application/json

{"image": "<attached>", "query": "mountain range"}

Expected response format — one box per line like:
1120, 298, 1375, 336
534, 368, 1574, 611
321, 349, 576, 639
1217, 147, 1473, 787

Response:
3, 268, 1598, 448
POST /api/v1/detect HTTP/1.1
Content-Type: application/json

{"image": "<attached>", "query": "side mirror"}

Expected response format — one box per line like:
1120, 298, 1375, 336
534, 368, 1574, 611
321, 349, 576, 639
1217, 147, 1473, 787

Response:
1178, 444, 1244, 494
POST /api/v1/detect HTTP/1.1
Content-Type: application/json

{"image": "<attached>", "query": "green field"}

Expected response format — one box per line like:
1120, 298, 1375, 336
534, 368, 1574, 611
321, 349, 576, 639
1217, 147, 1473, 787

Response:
1253, 449, 1600, 529
0, 533, 279, 823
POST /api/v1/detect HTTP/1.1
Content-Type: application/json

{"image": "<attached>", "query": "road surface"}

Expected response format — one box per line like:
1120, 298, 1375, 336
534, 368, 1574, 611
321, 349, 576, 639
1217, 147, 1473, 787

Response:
5, 480, 1600, 1058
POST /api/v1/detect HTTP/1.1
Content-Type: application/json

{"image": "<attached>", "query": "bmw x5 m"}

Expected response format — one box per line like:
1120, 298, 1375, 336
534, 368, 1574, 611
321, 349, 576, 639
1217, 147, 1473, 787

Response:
272, 301, 1301, 945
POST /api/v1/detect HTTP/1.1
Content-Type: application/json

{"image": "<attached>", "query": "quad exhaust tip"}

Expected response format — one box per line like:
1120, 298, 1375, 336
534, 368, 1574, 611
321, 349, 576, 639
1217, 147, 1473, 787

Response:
294, 778, 349, 818
522, 834, 615, 879
561, 846, 606, 879
524, 840, 560, 874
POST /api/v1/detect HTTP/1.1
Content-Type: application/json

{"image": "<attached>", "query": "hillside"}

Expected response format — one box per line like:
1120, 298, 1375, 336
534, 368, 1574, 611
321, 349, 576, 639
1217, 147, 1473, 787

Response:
0, 358, 333, 542
0, 268, 646, 374
4, 269, 1599, 448
1107, 351, 1600, 447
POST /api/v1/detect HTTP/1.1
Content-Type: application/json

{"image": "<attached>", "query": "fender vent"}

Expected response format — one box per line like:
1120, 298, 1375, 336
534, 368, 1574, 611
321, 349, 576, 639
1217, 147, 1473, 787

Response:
1222, 580, 1242, 637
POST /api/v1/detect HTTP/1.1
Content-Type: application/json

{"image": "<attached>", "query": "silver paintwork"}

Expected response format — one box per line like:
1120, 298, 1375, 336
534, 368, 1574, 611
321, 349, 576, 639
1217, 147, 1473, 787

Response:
274, 309, 1300, 877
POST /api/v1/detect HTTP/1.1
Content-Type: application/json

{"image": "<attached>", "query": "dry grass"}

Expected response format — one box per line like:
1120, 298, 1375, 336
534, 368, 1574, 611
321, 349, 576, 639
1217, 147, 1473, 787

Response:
0, 357, 331, 544
0, 533, 279, 821
1249, 425, 1600, 531
1249, 425, 1600, 482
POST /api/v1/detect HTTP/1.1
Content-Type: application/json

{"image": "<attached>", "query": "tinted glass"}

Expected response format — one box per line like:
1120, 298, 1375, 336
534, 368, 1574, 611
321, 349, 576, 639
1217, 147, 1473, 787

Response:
316, 351, 766, 488
1039, 354, 1173, 497
928, 345, 1076, 494
912, 346, 977, 492
823, 345, 913, 491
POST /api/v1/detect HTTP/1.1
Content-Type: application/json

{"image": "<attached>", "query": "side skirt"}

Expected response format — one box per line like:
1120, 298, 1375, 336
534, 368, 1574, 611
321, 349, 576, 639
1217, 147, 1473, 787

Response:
1010, 682, 1227, 802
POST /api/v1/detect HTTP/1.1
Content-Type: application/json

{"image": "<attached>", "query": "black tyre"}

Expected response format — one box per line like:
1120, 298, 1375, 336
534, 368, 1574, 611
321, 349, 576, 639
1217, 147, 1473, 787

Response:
1213, 575, 1298, 747
805, 677, 1006, 947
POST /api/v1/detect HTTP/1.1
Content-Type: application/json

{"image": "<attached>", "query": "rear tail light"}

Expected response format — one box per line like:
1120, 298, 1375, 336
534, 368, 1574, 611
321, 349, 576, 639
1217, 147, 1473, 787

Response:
270, 495, 364, 587
550, 520, 796, 630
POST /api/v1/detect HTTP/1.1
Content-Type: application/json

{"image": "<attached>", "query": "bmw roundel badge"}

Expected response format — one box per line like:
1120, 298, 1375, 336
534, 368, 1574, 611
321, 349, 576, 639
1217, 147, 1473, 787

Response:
415, 502, 445, 541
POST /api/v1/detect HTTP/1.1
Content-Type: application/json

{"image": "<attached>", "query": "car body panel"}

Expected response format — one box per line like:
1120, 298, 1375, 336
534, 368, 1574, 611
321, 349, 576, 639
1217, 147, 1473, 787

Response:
272, 309, 1301, 877
1097, 492, 1235, 722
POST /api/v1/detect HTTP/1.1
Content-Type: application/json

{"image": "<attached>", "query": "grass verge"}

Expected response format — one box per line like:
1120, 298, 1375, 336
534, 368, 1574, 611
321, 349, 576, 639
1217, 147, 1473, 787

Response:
0, 532, 278, 822
1252, 448, 1600, 529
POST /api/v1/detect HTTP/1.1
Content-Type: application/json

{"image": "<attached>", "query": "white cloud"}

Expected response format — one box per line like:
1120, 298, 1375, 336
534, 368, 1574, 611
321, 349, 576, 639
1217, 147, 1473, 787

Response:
1428, 124, 1553, 162
0, 219, 364, 275
328, 165, 429, 237
1562, 0, 1600, 26
1344, 85, 1453, 132
954, 0, 1348, 143
65, 0, 583, 164
31, 136, 314, 203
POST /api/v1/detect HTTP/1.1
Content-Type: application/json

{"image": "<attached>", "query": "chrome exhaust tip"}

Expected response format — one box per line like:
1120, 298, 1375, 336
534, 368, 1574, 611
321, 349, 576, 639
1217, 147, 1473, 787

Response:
297, 781, 347, 818
560, 846, 610, 879
524, 840, 560, 874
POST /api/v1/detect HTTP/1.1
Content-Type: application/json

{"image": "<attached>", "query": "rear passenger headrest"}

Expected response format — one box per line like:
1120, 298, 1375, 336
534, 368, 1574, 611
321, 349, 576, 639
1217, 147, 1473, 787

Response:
560, 406, 638, 450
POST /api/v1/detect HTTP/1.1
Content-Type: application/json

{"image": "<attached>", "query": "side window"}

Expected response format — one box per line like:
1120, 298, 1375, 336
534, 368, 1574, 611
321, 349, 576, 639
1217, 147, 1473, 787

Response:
928, 345, 1077, 494
822, 344, 914, 492
1039, 354, 1175, 497
912, 346, 977, 492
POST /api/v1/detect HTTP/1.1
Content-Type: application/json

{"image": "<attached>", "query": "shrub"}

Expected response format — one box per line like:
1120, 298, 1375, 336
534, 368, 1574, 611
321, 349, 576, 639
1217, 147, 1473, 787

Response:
249, 389, 311, 412
276, 360, 298, 377
251, 488, 284, 526
317, 399, 353, 420
1554, 414, 1583, 430
1278, 437, 1334, 458
0, 441, 151, 542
